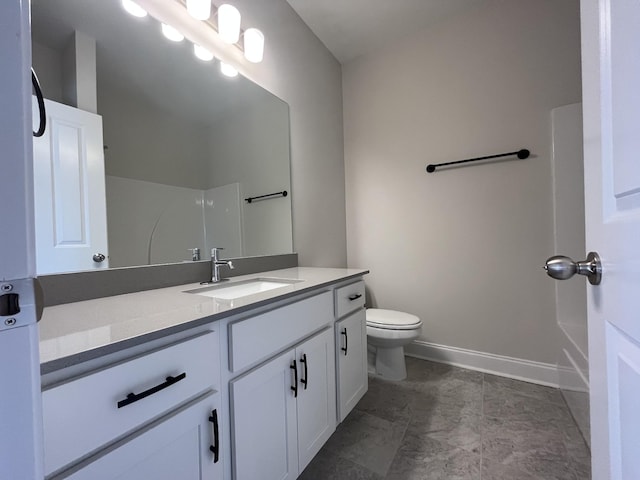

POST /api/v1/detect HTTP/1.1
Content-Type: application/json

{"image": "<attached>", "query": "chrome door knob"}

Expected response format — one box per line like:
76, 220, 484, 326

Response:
93, 253, 106, 263
544, 251, 602, 285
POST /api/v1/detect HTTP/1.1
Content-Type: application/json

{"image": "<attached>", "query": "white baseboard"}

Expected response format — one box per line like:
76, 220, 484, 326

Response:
405, 340, 560, 388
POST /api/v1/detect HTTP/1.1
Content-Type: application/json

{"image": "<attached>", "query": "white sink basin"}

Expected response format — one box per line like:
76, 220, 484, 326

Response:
185, 278, 302, 300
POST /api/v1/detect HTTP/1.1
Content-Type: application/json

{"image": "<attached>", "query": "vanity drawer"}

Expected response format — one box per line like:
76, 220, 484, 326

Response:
42, 330, 219, 476
335, 280, 365, 318
229, 291, 333, 372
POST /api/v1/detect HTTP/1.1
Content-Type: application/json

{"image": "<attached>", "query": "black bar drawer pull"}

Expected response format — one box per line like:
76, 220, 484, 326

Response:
300, 354, 308, 390
290, 360, 298, 397
117, 372, 187, 408
348, 293, 362, 301
209, 409, 220, 463
341, 328, 348, 355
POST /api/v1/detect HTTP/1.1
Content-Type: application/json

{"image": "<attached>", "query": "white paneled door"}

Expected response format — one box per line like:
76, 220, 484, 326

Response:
32, 99, 108, 274
581, 0, 640, 478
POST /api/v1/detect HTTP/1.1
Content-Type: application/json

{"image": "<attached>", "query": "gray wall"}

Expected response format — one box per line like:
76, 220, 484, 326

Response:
99, 83, 212, 190
343, 0, 582, 364
233, 0, 347, 267
32, 42, 64, 103
208, 98, 293, 256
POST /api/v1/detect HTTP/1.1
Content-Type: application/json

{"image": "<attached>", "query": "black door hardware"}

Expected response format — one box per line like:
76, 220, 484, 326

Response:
290, 360, 298, 397
341, 328, 348, 355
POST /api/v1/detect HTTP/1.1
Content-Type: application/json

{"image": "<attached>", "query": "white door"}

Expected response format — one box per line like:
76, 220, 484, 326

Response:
230, 349, 298, 480
32, 98, 109, 274
296, 328, 336, 471
0, 1, 44, 479
581, 0, 640, 478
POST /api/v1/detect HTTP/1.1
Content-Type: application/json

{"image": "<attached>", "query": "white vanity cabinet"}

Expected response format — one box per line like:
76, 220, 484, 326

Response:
40, 271, 369, 480
42, 330, 223, 479
334, 281, 368, 422
229, 293, 337, 480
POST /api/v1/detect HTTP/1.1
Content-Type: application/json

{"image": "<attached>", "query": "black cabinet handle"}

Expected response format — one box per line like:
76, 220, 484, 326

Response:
31, 68, 46, 138
300, 354, 308, 390
341, 328, 348, 355
348, 293, 362, 301
290, 360, 298, 397
116, 372, 186, 408
209, 409, 220, 463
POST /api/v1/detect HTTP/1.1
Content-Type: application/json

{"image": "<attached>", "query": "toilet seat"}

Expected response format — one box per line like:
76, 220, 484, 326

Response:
366, 309, 422, 331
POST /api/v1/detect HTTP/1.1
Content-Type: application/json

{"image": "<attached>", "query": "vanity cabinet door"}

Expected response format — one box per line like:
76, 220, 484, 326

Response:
230, 328, 336, 480
230, 350, 298, 480
296, 328, 336, 471
58, 392, 222, 480
336, 309, 368, 422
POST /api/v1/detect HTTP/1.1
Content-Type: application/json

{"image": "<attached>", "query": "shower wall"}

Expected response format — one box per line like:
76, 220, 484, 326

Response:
551, 103, 590, 445
105, 176, 242, 267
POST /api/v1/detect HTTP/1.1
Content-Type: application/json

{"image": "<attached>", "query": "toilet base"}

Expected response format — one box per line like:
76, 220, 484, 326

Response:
369, 344, 408, 381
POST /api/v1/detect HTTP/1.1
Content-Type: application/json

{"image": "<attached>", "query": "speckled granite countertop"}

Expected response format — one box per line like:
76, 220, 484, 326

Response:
39, 267, 368, 372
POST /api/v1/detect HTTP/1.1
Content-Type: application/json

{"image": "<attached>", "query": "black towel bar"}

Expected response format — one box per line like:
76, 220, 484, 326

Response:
245, 190, 288, 203
426, 149, 530, 173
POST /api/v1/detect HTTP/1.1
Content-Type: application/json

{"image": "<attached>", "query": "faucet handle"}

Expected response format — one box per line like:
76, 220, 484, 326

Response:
228, 260, 235, 270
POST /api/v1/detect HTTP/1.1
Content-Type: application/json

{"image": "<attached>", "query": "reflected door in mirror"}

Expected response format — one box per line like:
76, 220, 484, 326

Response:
33, 98, 109, 274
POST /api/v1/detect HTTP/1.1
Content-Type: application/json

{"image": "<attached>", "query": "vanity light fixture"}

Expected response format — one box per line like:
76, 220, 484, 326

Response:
243, 28, 264, 63
220, 62, 238, 77
186, 0, 211, 20
194, 44, 214, 61
161, 23, 185, 42
121, 0, 147, 18
217, 4, 241, 44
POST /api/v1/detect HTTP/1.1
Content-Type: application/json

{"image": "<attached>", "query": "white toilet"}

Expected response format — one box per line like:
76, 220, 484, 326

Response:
366, 308, 422, 381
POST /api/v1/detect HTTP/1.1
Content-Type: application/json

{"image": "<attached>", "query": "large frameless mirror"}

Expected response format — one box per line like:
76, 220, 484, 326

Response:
31, 0, 293, 275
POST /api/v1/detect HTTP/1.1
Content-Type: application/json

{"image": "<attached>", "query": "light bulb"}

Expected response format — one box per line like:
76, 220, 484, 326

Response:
187, 0, 211, 20
220, 62, 238, 77
193, 44, 214, 61
121, 0, 147, 18
161, 23, 184, 42
218, 4, 241, 44
244, 28, 264, 63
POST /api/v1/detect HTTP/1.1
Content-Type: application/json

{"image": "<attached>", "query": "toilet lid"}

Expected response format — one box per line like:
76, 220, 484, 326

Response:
366, 309, 422, 330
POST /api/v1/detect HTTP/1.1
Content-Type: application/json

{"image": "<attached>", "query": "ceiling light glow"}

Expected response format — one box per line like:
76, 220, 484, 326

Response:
161, 23, 184, 42
187, 0, 212, 20
121, 0, 147, 18
220, 62, 238, 77
193, 44, 214, 61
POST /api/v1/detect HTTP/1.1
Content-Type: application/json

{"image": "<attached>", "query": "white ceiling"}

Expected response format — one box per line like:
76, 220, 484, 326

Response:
286, 0, 485, 64
31, 0, 279, 125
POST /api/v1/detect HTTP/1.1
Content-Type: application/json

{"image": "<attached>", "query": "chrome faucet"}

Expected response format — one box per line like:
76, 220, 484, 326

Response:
210, 247, 234, 283
188, 247, 200, 261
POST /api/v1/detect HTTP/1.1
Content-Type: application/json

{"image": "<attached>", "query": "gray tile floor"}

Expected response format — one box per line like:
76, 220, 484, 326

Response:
300, 357, 591, 480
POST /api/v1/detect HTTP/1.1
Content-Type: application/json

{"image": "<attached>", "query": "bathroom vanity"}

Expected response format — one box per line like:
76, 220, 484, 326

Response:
39, 267, 368, 480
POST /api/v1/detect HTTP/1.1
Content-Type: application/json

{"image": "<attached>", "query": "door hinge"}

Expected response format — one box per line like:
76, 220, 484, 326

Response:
0, 278, 43, 331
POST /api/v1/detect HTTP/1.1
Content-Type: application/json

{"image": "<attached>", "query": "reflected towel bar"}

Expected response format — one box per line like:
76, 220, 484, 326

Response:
426, 149, 530, 173
245, 190, 288, 203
